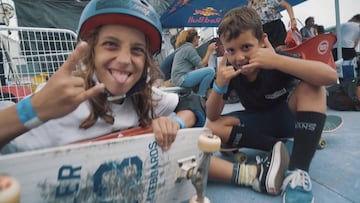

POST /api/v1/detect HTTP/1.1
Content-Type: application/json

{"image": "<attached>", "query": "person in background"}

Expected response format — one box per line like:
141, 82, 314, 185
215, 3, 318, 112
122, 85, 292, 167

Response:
206, 7, 337, 202
332, 14, 360, 82
300, 16, 316, 41
248, 0, 296, 50
159, 34, 178, 81
332, 14, 360, 61
316, 24, 325, 35
171, 28, 216, 98
1, 0, 205, 153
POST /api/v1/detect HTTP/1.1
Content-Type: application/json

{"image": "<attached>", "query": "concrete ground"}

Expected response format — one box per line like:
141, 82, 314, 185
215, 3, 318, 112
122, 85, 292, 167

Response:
205, 103, 360, 203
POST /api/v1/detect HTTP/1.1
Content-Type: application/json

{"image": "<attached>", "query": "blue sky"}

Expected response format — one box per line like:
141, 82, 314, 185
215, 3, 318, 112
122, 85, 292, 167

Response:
281, 0, 360, 29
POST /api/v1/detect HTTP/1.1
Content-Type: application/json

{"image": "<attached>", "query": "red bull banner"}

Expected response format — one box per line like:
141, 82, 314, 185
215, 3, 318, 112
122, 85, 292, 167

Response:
160, 0, 307, 28
161, 0, 243, 28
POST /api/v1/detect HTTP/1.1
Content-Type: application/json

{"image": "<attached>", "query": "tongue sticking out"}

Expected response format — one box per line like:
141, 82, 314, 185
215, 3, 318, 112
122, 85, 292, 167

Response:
112, 70, 129, 84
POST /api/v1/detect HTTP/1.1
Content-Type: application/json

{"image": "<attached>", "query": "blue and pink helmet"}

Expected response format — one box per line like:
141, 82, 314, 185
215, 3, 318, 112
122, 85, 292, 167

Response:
77, 0, 162, 54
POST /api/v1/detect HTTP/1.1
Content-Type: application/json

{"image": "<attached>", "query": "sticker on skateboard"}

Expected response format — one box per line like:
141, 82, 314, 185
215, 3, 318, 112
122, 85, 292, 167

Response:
0, 128, 220, 203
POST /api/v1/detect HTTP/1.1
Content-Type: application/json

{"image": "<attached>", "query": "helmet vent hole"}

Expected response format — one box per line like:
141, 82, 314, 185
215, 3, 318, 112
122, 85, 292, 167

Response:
140, 0, 148, 7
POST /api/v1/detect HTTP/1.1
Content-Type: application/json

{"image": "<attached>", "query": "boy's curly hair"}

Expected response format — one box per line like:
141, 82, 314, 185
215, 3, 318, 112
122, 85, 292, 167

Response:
218, 7, 263, 43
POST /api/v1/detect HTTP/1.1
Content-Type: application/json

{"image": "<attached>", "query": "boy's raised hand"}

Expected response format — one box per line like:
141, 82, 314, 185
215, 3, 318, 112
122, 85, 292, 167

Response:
242, 36, 277, 70
32, 41, 105, 121
215, 53, 242, 87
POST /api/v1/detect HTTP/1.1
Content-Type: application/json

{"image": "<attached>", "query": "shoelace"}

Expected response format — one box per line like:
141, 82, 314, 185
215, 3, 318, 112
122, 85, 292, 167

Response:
255, 155, 270, 166
281, 169, 312, 192
255, 155, 270, 180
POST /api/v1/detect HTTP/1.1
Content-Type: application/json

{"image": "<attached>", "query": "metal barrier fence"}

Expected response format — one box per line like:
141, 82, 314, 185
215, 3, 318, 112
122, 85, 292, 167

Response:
0, 26, 77, 102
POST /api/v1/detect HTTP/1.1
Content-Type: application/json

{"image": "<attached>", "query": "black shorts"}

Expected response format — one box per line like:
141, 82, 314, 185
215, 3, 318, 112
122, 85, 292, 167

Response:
263, 19, 287, 48
175, 93, 206, 127
332, 48, 357, 61
223, 101, 295, 139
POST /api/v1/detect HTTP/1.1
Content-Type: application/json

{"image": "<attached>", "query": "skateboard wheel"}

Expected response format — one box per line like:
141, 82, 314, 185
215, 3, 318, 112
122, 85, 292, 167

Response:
189, 195, 210, 203
0, 175, 20, 203
317, 137, 327, 149
198, 134, 221, 153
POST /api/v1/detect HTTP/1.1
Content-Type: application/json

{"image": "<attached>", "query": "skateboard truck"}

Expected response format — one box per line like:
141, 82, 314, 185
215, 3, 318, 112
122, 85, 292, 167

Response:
175, 156, 197, 183
189, 133, 221, 203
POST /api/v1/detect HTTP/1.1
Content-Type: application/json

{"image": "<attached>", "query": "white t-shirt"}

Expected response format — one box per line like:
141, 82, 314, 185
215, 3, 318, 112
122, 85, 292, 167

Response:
1, 87, 178, 154
333, 22, 360, 48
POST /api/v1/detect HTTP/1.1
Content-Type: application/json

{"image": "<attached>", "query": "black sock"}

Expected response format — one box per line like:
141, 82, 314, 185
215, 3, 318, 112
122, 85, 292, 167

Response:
289, 111, 326, 171
227, 124, 277, 151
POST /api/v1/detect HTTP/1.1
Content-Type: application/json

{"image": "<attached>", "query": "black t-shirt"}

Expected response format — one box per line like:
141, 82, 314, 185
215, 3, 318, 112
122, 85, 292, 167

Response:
224, 69, 295, 111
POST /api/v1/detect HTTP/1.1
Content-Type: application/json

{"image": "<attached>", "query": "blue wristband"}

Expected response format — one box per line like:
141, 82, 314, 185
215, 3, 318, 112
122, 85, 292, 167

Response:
16, 96, 44, 129
213, 82, 228, 94
170, 114, 186, 129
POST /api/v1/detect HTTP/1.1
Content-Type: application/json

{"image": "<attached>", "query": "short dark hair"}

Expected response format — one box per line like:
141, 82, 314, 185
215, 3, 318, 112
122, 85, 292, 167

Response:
305, 17, 314, 25
217, 7, 263, 43
349, 14, 360, 23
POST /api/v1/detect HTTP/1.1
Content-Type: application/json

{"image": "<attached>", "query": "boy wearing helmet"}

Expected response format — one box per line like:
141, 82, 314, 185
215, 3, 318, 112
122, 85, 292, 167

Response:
1, 0, 205, 153
206, 7, 337, 202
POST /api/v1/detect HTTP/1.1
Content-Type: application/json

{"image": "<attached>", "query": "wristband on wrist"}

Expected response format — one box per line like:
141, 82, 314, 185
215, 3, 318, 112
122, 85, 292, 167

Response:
16, 96, 44, 129
213, 82, 228, 95
170, 114, 186, 129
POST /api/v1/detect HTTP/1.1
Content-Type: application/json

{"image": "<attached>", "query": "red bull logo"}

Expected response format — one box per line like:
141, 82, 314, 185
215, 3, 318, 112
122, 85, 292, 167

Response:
188, 7, 221, 25
193, 7, 220, 17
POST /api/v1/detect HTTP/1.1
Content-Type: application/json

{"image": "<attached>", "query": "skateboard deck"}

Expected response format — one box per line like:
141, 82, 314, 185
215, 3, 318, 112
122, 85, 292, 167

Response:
0, 127, 216, 203
318, 114, 343, 149
323, 114, 343, 133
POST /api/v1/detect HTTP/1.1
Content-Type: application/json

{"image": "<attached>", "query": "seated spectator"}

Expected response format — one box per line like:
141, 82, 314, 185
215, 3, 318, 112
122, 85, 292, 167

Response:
300, 16, 316, 41
159, 34, 178, 81
171, 28, 216, 98
159, 51, 176, 81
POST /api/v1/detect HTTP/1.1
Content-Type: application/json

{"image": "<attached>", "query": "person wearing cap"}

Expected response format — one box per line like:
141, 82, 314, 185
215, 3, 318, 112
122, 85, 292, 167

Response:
1, 0, 205, 153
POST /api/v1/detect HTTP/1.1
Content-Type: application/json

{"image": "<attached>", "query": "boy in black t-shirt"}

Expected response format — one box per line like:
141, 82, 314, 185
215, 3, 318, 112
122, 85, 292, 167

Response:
206, 7, 338, 202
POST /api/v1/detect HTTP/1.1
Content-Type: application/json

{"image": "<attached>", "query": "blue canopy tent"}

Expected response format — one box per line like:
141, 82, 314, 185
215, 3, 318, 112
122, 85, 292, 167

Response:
160, 0, 242, 28
160, 0, 347, 65
159, 0, 308, 59
160, 0, 307, 28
